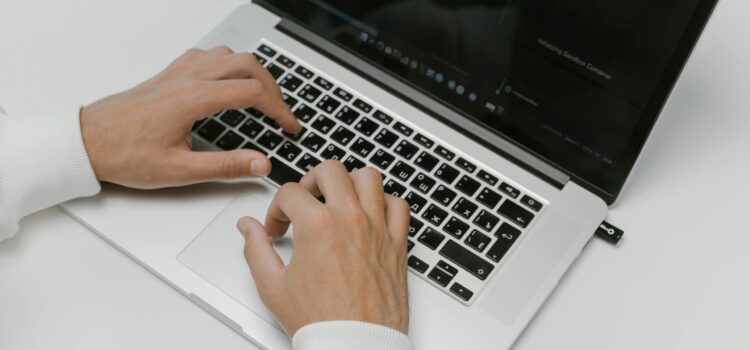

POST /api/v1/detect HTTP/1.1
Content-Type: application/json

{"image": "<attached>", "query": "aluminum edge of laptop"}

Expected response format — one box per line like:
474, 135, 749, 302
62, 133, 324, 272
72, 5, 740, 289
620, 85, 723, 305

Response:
61, 3, 607, 350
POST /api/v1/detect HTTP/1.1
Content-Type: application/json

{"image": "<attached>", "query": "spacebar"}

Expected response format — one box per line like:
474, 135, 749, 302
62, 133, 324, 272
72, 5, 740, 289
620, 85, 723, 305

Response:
268, 157, 304, 186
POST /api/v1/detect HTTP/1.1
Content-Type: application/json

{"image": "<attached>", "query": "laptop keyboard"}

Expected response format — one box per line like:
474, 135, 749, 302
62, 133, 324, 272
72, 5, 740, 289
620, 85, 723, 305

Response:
193, 42, 547, 305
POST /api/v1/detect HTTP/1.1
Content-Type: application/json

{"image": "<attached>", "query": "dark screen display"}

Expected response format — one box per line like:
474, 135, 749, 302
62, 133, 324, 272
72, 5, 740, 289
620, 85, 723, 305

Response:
259, 0, 715, 199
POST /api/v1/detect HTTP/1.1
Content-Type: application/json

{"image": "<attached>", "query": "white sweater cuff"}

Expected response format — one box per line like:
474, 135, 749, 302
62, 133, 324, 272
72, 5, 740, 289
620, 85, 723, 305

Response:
0, 105, 101, 240
292, 321, 414, 350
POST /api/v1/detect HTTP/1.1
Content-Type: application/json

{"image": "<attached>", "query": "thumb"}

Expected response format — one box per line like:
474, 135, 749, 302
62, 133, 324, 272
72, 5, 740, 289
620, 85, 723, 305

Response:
237, 217, 286, 297
177, 149, 271, 183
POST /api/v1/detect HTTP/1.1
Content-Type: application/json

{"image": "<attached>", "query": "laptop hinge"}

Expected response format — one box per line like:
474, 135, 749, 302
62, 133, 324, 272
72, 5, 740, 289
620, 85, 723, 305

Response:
275, 18, 570, 189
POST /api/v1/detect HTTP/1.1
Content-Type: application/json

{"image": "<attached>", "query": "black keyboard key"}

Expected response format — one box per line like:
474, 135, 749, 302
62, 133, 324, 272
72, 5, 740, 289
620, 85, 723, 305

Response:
413, 134, 434, 149
331, 126, 356, 146
253, 54, 267, 65
408, 256, 429, 273
277, 142, 303, 162
282, 126, 307, 141
393, 122, 414, 137
452, 197, 478, 220
405, 191, 427, 214
238, 119, 265, 139
352, 98, 373, 113
450, 283, 474, 301
279, 74, 303, 92
293, 104, 317, 122
334, 106, 360, 125
262, 116, 280, 129
276, 54, 295, 69
384, 179, 407, 197
408, 216, 424, 237
192, 118, 206, 132
431, 185, 457, 207
435, 163, 460, 185
394, 140, 418, 160
257, 130, 284, 150
390, 161, 416, 182
440, 240, 494, 281
437, 260, 459, 276
370, 149, 395, 170
266, 63, 285, 80
374, 129, 399, 148
487, 223, 522, 262
372, 110, 394, 125
242, 141, 266, 155
428, 267, 453, 287
320, 143, 346, 161
342, 155, 366, 172
311, 115, 336, 135
455, 158, 477, 173
316, 95, 341, 115
421, 204, 448, 227
216, 130, 245, 150
407, 240, 415, 252
268, 157, 303, 185
414, 152, 440, 172
295, 66, 314, 79
245, 108, 264, 118
300, 132, 327, 152
520, 195, 543, 212
299, 84, 322, 103
350, 137, 375, 158
473, 209, 500, 232
434, 145, 455, 161
499, 182, 521, 199
219, 110, 246, 127
354, 117, 379, 136
477, 170, 499, 186
443, 217, 469, 239
258, 44, 277, 58
455, 175, 481, 196
477, 188, 502, 209
333, 87, 353, 102
418, 227, 445, 250
295, 153, 322, 172
466, 230, 492, 253
498, 201, 534, 228
313, 76, 334, 90
197, 119, 226, 142
282, 93, 298, 109
410, 172, 436, 194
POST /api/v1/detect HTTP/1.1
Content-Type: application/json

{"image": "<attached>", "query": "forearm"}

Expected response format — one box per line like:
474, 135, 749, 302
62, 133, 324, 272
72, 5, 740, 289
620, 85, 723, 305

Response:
0, 105, 100, 241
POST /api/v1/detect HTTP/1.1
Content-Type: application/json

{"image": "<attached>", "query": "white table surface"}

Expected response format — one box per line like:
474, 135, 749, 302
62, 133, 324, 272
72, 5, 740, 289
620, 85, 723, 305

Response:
1, 1, 749, 349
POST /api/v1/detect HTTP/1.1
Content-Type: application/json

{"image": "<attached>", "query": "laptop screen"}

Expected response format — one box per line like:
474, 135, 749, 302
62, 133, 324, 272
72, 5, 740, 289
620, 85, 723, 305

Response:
259, 0, 717, 201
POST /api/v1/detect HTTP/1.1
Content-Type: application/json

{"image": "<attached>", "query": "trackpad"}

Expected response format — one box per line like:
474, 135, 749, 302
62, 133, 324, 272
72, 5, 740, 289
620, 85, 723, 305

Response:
178, 192, 293, 327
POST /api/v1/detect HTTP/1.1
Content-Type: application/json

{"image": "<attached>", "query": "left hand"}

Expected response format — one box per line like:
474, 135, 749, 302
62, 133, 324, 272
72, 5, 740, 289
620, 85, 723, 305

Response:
80, 46, 301, 189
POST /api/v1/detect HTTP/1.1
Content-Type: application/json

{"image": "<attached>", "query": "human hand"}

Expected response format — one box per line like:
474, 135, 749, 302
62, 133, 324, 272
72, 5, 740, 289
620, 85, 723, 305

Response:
80, 46, 301, 189
237, 161, 411, 337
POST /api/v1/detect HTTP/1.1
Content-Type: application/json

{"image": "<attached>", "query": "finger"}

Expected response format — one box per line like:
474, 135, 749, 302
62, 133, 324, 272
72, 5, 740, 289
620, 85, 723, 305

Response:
237, 217, 285, 296
169, 148, 271, 185
193, 52, 300, 134
384, 195, 410, 247
265, 183, 324, 238
349, 167, 386, 223
298, 160, 359, 209
196, 78, 300, 134
203, 45, 234, 58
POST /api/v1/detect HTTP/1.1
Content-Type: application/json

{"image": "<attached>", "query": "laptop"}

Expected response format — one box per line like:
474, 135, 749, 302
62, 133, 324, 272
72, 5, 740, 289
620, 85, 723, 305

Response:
62, 1, 717, 349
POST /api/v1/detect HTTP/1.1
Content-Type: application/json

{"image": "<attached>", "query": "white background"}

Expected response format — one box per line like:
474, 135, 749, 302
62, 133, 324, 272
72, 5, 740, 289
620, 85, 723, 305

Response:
1, 0, 749, 349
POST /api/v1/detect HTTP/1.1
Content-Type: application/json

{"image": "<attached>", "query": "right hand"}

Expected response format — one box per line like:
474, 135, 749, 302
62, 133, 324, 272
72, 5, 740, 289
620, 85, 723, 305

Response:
236, 161, 411, 337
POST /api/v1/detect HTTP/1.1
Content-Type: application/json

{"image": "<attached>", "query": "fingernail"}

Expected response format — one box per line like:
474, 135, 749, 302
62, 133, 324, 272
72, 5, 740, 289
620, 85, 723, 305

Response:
237, 217, 253, 237
250, 158, 270, 176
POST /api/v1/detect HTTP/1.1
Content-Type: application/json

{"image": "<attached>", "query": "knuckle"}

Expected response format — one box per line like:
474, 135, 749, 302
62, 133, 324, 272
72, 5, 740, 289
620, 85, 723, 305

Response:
245, 79, 265, 98
184, 48, 203, 56
217, 154, 239, 179
320, 159, 346, 173
357, 167, 383, 183
214, 45, 233, 54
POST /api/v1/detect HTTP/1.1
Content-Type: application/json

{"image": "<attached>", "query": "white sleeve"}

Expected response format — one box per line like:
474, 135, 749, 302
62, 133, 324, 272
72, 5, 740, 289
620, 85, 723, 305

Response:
292, 321, 414, 350
0, 105, 101, 241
